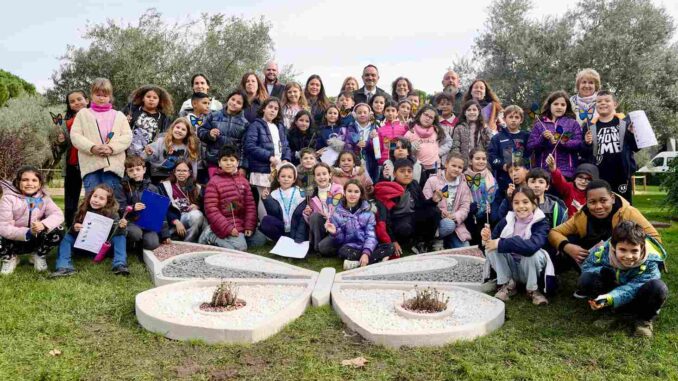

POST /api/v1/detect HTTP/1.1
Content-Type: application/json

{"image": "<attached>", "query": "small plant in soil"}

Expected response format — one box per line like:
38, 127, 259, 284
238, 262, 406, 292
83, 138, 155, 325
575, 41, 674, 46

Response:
402, 286, 449, 313
200, 281, 247, 312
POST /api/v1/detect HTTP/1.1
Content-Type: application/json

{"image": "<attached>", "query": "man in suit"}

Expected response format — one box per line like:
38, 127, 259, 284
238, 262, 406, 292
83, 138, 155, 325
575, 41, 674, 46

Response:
353, 64, 391, 104
264, 61, 285, 98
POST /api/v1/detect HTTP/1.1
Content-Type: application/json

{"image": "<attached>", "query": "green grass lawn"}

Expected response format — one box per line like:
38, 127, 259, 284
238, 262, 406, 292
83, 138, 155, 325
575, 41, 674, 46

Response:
1, 190, 676, 380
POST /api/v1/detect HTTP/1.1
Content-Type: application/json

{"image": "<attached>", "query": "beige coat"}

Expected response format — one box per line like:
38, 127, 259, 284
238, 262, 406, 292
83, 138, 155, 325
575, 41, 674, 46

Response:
70, 108, 132, 179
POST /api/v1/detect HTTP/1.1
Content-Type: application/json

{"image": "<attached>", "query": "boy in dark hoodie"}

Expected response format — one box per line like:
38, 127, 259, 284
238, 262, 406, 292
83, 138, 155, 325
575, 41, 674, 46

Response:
120, 155, 170, 257
374, 159, 441, 256
488, 105, 530, 204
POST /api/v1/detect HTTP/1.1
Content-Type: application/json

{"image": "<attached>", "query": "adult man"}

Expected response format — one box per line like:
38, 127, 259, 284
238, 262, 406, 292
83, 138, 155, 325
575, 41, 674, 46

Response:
263, 61, 285, 98
353, 64, 391, 104
442, 69, 464, 114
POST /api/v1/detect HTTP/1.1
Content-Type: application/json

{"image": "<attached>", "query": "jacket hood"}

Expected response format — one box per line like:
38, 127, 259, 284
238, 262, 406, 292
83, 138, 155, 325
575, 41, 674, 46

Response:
374, 181, 405, 209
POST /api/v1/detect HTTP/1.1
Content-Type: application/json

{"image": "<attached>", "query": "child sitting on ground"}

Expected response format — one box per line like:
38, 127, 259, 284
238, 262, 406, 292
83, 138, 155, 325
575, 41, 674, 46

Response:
578, 221, 667, 337
374, 159, 441, 255
0, 166, 65, 274
304, 163, 344, 255
321, 180, 394, 269
423, 153, 472, 249
120, 155, 170, 257
546, 154, 599, 217
332, 151, 374, 196
482, 186, 553, 305
259, 163, 308, 243
51, 184, 128, 277
159, 160, 204, 243
199, 145, 266, 250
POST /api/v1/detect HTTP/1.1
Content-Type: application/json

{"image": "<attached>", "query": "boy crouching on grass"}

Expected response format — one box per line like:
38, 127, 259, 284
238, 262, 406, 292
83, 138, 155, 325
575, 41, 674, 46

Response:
578, 221, 667, 337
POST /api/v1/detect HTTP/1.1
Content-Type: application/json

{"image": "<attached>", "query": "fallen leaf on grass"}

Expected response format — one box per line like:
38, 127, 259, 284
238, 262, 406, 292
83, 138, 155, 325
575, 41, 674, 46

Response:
341, 356, 368, 368
48, 349, 62, 357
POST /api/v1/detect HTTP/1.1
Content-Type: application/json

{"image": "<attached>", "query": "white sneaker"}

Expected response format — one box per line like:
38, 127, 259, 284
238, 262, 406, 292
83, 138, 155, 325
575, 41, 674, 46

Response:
343, 260, 360, 270
31, 255, 48, 272
1, 256, 19, 275
381, 256, 390, 262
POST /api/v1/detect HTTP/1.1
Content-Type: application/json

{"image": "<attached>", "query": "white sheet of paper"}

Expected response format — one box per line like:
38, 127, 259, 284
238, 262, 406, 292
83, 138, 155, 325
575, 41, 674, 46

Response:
269, 236, 309, 259
74, 212, 114, 254
628, 110, 658, 149
320, 148, 340, 165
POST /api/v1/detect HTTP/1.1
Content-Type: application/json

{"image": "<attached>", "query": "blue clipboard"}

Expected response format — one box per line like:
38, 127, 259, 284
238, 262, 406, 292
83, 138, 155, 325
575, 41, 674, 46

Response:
135, 190, 170, 233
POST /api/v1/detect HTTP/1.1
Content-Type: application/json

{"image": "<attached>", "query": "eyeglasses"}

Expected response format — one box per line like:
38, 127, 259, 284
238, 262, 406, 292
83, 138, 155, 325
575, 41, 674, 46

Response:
576, 176, 591, 182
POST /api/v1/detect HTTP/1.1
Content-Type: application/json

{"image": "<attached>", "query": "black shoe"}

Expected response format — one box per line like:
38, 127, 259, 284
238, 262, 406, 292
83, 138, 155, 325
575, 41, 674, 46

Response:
411, 242, 429, 255
49, 268, 76, 278
112, 265, 130, 276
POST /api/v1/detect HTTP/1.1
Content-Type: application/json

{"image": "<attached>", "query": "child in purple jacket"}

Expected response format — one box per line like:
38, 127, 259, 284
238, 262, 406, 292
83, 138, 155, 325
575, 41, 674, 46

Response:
527, 91, 583, 180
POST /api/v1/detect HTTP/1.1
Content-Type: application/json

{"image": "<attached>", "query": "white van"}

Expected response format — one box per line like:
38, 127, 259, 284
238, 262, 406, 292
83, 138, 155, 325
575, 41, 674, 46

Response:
638, 151, 677, 173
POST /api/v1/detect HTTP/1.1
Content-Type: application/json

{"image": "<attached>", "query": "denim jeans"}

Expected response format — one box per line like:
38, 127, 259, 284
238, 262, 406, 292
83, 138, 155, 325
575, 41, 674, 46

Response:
443, 232, 470, 249
171, 210, 204, 243
198, 225, 266, 251
56, 233, 127, 270
486, 250, 547, 291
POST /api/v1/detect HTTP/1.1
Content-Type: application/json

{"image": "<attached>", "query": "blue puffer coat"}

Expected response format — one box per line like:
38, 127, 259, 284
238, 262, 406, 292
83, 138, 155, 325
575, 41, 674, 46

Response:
243, 118, 292, 173
329, 201, 377, 255
198, 109, 249, 166
581, 236, 666, 307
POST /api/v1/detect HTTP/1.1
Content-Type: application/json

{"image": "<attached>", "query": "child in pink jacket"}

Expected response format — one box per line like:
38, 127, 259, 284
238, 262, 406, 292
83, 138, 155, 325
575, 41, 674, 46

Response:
303, 162, 344, 254
423, 153, 472, 249
0, 166, 65, 274
377, 100, 408, 166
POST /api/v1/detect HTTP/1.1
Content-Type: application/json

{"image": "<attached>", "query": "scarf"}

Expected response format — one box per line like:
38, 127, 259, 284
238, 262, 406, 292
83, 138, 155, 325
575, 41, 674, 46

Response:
608, 245, 648, 271
413, 124, 435, 139
91, 102, 113, 113
513, 212, 534, 239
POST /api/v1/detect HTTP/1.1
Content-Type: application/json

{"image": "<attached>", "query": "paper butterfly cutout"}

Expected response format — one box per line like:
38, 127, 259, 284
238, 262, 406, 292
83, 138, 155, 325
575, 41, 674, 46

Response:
465, 173, 482, 188
527, 102, 540, 120
50, 112, 63, 126
26, 196, 44, 211
189, 115, 204, 128
224, 201, 238, 212
326, 192, 342, 207
440, 184, 449, 199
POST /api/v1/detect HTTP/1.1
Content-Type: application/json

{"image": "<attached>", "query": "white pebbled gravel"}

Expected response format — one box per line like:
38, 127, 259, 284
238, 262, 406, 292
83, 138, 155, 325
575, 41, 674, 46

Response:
336, 287, 499, 332
140, 284, 307, 329
204, 254, 306, 276
345, 257, 457, 277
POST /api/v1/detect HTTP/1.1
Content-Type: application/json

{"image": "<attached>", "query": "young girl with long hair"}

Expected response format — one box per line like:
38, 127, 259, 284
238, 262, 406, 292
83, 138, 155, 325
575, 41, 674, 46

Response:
452, 100, 493, 160
482, 186, 551, 305
332, 150, 374, 196
51, 184, 128, 277
315, 105, 348, 164
160, 160, 204, 242
125, 85, 174, 157
0, 166, 65, 274
145, 117, 200, 183
259, 163, 308, 242
404, 105, 452, 185
303, 162, 344, 254
320, 180, 393, 269
70, 78, 132, 199
345, 103, 380, 182
377, 100, 408, 167
281, 82, 310, 129
380, 137, 422, 183
527, 90, 583, 180
464, 148, 497, 245
288, 110, 318, 165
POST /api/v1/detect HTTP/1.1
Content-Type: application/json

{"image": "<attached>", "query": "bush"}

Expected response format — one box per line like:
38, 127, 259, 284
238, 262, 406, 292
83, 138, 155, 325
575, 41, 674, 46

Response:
0, 95, 63, 179
402, 286, 449, 313
661, 157, 678, 214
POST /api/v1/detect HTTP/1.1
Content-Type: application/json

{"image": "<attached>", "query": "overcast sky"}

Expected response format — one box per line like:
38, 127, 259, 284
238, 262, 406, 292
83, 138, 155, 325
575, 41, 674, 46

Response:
2, 0, 677, 95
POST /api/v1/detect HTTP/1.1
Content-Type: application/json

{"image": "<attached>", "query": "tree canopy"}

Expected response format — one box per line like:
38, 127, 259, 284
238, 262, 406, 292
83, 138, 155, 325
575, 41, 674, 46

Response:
0, 70, 37, 107
46, 9, 278, 111
461, 0, 678, 141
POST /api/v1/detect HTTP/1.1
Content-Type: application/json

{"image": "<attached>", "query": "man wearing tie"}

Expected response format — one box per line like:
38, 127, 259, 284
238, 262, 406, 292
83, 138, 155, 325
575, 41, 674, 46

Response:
353, 64, 391, 105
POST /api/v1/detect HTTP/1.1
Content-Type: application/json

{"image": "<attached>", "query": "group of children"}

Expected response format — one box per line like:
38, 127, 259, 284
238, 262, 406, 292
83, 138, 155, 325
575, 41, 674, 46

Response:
0, 69, 667, 338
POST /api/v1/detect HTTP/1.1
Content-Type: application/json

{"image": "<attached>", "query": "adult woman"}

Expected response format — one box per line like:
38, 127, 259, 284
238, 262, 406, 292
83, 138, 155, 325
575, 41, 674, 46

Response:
304, 74, 331, 124
178, 74, 222, 116
391, 77, 413, 103
462, 79, 503, 132
570, 68, 601, 125
340, 76, 360, 95
239, 72, 269, 123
